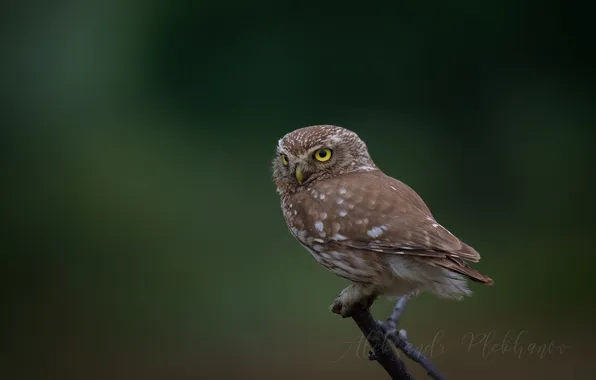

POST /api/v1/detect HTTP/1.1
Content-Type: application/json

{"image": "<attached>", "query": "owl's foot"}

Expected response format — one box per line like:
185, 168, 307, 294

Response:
330, 284, 377, 318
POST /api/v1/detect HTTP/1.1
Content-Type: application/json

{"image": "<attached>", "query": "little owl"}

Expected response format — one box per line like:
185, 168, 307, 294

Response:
272, 125, 493, 317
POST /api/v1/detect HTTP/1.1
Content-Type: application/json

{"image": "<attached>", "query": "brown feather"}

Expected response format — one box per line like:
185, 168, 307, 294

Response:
310, 171, 484, 264
452, 243, 481, 263
418, 256, 494, 285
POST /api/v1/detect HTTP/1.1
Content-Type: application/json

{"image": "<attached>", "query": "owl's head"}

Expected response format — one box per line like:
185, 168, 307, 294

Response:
273, 125, 376, 194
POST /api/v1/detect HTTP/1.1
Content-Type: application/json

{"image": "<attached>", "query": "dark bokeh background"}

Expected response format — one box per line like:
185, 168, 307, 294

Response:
2, 1, 595, 379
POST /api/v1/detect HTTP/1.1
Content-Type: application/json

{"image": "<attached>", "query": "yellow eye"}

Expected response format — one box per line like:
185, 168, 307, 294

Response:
313, 148, 332, 162
280, 154, 289, 166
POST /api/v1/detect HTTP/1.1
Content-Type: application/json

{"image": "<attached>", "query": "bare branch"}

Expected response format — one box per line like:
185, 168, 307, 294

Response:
387, 329, 445, 380
350, 306, 413, 379
349, 296, 446, 379
378, 296, 446, 380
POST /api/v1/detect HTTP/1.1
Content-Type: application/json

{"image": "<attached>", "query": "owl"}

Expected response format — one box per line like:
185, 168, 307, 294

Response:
272, 125, 493, 317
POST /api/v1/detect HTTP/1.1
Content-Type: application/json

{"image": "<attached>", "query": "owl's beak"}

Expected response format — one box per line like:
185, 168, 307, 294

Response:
295, 165, 304, 184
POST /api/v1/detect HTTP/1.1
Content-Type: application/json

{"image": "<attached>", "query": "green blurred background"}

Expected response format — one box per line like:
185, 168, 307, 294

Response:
2, 1, 595, 379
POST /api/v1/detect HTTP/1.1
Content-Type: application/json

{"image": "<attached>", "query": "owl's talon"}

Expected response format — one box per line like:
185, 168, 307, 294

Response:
330, 298, 353, 317
330, 284, 377, 318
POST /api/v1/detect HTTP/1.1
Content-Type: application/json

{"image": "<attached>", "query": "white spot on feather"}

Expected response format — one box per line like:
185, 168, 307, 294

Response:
335, 261, 356, 274
339, 188, 346, 194
367, 227, 384, 238
336, 198, 344, 204
330, 251, 346, 259
338, 210, 347, 217
355, 165, 375, 172
314, 221, 324, 232
319, 193, 325, 200
332, 234, 347, 241
320, 212, 328, 220
432, 223, 439, 227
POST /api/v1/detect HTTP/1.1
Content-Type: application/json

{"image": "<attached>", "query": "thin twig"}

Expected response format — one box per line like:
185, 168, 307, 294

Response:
350, 306, 413, 380
347, 294, 447, 379
376, 296, 446, 380
386, 295, 409, 326
387, 330, 445, 380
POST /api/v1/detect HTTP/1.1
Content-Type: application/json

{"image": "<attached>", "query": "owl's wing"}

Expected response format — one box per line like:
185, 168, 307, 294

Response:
313, 170, 492, 284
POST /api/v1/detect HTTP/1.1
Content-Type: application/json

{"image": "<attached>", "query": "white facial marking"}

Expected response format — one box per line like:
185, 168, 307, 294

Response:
338, 210, 347, 217
339, 188, 346, 194
314, 221, 324, 232
367, 226, 384, 238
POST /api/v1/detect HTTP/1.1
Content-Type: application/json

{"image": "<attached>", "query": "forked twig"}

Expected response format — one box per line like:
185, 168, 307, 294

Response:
350, 296, 445, 379
350, 306, 413, 379
377, 296, 445, 380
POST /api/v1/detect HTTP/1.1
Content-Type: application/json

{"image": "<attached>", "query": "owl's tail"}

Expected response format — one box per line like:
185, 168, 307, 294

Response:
420, 256, 494, 285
